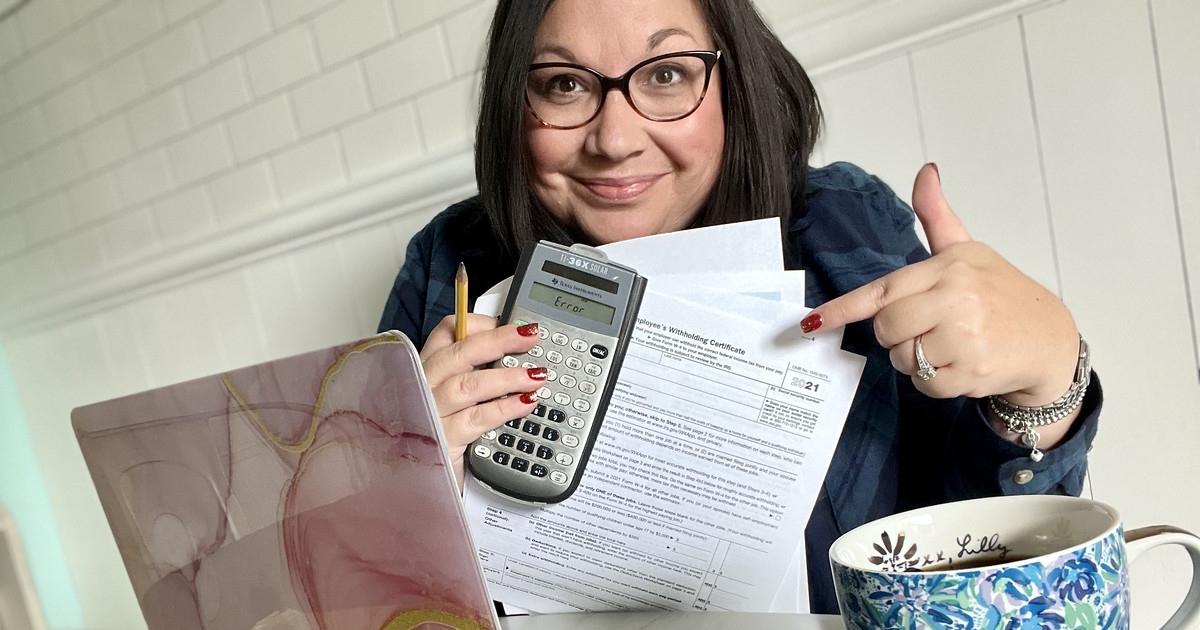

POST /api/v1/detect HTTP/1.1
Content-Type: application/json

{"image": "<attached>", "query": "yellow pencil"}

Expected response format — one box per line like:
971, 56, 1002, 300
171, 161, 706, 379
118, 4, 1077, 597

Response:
454, 262, 468, 342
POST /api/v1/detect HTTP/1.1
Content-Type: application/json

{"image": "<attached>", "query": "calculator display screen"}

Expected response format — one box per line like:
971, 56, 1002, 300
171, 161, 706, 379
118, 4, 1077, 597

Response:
528, 282, 616, 325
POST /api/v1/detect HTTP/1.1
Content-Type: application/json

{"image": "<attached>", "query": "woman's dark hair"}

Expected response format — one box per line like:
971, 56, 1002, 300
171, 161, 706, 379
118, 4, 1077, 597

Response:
475, 0, 822, 256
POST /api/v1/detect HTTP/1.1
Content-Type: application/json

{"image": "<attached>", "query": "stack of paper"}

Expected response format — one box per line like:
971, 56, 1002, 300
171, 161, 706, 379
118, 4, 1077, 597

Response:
465, 219, 866, 614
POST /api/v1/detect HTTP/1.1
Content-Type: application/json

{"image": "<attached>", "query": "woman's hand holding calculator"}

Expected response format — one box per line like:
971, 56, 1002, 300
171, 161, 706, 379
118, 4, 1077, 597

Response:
420, 314, 546, 490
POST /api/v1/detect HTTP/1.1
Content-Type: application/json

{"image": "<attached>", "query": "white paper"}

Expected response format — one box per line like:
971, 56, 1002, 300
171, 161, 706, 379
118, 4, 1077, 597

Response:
770, 543, 806, 612
465, 289, 863, 613
650, 270, 807, 306
596, 218, 783, 276
613, 242, 812, 612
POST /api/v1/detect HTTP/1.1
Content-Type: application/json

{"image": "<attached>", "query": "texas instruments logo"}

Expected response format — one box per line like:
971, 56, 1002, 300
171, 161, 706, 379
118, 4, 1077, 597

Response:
552, 276, 603, 299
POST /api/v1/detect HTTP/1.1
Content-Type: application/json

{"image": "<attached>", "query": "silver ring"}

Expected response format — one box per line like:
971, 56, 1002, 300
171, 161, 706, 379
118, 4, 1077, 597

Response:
914, 335, 937, 381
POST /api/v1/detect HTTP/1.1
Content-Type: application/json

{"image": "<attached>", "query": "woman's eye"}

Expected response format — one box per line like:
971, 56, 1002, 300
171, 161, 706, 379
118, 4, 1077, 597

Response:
547, 75, 583, 95
648, 64, 686, 86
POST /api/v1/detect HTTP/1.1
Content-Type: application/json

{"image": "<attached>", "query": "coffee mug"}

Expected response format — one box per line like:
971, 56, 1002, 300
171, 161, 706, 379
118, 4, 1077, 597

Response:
829, 495, 1200, 629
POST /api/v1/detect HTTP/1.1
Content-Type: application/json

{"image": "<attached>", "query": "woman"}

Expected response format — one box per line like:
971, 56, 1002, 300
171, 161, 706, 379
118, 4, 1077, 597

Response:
379, 0, 1100, 613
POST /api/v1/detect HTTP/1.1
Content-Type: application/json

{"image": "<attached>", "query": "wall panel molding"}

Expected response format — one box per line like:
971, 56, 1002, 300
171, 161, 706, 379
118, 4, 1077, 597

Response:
0, 151, 477, 338
782, 0, 1063, 78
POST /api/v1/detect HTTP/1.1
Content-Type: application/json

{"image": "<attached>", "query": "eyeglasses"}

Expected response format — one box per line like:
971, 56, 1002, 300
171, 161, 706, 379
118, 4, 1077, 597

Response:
525, 50, 722, 130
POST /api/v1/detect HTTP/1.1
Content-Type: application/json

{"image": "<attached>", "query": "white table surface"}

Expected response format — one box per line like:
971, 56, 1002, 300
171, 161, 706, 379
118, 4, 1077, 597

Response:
499, 612, 845, 629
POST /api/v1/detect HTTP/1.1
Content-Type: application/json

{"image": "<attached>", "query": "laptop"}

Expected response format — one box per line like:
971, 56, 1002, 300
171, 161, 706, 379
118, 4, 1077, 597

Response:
72, 331, 501, 630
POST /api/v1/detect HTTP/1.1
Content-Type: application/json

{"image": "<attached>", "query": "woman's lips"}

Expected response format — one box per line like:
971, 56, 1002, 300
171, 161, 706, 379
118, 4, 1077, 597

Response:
576, 175, 662, 202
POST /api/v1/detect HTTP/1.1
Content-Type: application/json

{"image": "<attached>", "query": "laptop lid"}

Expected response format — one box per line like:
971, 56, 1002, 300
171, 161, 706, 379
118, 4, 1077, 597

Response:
72, 332, 499, 630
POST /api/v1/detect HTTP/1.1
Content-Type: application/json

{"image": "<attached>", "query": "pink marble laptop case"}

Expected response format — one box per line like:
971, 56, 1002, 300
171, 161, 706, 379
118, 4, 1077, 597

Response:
72, 332, 498, 630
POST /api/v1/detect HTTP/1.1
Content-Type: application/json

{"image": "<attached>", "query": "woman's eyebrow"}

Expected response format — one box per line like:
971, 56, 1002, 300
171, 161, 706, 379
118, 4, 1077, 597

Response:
531, 44, 578, 63
648, 27, 697, 49
532, 27, 699, 62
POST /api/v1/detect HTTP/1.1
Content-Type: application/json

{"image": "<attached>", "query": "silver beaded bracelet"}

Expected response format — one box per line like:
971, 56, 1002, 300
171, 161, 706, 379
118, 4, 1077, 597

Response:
987, 336, 1090, 462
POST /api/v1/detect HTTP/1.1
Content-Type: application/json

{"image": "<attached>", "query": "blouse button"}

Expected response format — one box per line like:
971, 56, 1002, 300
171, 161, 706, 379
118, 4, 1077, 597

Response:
1013, 469, 1035, 485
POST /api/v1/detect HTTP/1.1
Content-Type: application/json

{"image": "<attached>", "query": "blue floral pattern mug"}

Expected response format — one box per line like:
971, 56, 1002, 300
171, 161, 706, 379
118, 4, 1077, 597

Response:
829, 495, 1200, 630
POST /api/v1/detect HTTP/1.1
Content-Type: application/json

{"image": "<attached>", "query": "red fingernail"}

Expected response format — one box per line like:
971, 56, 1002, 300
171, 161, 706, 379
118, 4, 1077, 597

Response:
519, 392, 538, 404
517, 323, 540, 337
527, 367, 548, 380
800, 313, 823, 333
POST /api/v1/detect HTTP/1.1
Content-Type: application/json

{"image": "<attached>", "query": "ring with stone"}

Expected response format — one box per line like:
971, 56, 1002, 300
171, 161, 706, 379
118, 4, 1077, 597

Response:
914, 335, 937, 381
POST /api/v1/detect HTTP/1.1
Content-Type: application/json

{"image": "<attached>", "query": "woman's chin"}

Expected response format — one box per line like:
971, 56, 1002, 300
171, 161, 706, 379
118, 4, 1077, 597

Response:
573, 218, 673, 245
580, 228, 650, 245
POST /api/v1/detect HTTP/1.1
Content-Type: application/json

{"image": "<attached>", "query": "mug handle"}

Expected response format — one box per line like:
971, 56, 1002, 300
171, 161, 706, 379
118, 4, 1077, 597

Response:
1125, 525, 1200, 630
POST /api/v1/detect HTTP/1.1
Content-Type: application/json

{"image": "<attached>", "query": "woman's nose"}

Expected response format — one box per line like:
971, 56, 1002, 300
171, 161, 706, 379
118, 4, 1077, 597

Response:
584, 88, 647, 161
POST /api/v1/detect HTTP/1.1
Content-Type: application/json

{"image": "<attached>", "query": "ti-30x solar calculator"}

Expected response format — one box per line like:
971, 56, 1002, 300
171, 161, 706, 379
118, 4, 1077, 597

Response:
468, 240, 646, 504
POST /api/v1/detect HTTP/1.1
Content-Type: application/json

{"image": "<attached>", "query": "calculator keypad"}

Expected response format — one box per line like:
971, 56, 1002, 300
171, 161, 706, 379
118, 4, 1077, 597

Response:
474, 313, 614, 491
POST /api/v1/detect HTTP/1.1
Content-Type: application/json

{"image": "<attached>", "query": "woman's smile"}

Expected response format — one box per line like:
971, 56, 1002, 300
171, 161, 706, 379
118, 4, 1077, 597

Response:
573, 174, 664, 203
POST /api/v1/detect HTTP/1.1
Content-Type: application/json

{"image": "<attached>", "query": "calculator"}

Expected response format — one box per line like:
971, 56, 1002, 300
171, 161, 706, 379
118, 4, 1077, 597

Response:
467, 240, 646, 504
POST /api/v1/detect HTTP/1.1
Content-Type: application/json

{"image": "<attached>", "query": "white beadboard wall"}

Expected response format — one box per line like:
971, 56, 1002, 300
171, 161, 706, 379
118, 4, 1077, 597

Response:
0, 0, 1197, 628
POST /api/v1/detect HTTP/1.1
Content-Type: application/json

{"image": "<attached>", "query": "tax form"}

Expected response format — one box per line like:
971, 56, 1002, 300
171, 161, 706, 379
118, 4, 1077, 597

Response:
463, 220, 865, 613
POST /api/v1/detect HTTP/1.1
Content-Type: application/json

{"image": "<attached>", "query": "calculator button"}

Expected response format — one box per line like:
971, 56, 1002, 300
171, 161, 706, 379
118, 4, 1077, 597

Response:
537, 386, 551, 399
539, 327, 550, 340
522, 421, 541, 435
572, 399, 591, 412
555, 452, 574, 466
550, 470, 569, 485
553, 392, 571, 406
528, 345, 544, 358
545, 369, 558, 382
561, 434, 580, 448
548, 409, 566, 423
499, 433, 516, 447
536, 445, 554, 459
590, 344, 609, 359
481, 430, 497, 440
511, 458, 529, 472
568, 416, 586, 429
584, 363, 602, 377
493, 452, 510, 465
502, 356, 520, 367
578, 381, 597, 395
559, 374, 577, 388
531, 404, 547, 417
551, 332, 569, 346
522, 362, 538, 369
473, 444, 491, 458
542, 428, 560, 442
565, 357, 583, 370
517, 439, 535, 454
530, 464, 548, 478
505, 419, 521, 429
571, 338, 588, 352
546, 351, 564, 364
